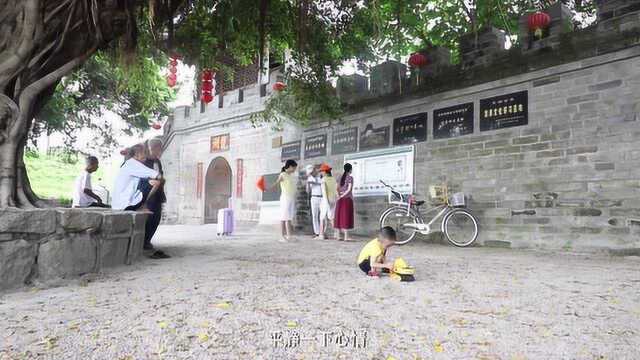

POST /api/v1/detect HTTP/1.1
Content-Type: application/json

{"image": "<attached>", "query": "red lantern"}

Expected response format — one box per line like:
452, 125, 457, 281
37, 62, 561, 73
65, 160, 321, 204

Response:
408, 53, 428, 68
273, 81, 287, 91
256, 176, 266, 192
120, 148, 128, 156
202, 81, 213, 92
169, 66, 177, 74
170, 59, 178, 67
167, 78, 176, 87
528, 11, 551, 39
167, 73, 177, 82
202, 69, 213, 81
151, 123, 162, 130
201, 92, 214, 104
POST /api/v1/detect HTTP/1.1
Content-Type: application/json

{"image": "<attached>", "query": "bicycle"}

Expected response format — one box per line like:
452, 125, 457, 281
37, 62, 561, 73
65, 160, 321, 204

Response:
378, 180, 479, 246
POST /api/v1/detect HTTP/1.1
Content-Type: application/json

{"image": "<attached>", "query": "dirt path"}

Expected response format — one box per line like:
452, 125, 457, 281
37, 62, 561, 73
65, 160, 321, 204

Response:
1, 225, 639, 359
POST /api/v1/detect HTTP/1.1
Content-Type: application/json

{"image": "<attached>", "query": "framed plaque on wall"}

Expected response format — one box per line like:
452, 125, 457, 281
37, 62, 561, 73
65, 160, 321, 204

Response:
433, 103, 474, 139
359, 124, 390, 151
281, 141, 301, 161
393, 112, 427, 145
480, 91, 528, 131
304, 134, 327, 159
332, 127, 358, 155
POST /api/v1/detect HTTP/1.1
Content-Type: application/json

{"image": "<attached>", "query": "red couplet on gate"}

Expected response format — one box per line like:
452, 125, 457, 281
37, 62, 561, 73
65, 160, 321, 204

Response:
236, 159, 243, 198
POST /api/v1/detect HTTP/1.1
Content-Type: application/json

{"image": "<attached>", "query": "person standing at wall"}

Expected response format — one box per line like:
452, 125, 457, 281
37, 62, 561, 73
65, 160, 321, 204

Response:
334, 163, 354, 241
306, 164, 322, 238
272, 159, 298, 242
319, 163, 337, 240
143, 138, 170, 259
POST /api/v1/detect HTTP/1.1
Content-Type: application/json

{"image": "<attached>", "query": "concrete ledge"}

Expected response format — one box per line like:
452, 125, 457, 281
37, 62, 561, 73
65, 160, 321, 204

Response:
0, 208, 150, 291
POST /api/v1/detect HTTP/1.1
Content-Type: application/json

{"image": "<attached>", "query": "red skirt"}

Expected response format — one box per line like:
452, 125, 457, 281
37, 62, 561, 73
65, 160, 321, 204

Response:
334, 197, 354, 229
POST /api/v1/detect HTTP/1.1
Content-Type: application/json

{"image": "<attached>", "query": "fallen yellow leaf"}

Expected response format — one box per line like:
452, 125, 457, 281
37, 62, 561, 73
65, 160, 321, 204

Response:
158, 321, 168, 329
198, 333, 209, 342
215, 302, 231, 309
286, 320, 298, 328
434, 341, 444, 353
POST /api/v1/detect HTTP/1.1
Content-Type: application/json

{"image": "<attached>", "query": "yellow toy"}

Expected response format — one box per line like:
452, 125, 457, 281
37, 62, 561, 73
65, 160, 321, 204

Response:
390, 257, 415, 282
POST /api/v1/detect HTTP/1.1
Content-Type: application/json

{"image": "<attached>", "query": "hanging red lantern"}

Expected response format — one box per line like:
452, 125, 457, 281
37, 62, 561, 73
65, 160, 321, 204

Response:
408, 53, 428, 68
169, 66, 177, 74
170, 59, 178, 67
272, 81, 287, 91
201, 92, 214, 104
528, 11, 551, 39
202, 70, 213, 81
167, 73, 177, 82
167, 78, 176, 87
202, 81, 213, 92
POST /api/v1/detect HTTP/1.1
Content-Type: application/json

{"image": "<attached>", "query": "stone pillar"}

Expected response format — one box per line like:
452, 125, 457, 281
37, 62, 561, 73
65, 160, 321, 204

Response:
519, 2, 573, 51
370, 60, 407, 97
596, 0, 640, 33
337, 74, 369, 105
409, 45, 452, 87
459, 27, 506, 69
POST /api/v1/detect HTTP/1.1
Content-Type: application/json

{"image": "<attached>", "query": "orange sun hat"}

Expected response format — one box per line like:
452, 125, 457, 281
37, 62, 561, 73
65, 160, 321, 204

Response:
319, 163, 332, 172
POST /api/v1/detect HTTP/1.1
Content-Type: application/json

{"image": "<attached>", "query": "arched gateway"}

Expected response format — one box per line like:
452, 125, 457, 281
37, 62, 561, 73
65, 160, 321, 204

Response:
204, 157, 232, 223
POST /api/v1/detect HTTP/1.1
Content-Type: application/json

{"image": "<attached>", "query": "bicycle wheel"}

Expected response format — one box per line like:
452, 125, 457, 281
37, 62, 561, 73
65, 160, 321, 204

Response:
380, 207, 419, 245
443, 209, 478, 247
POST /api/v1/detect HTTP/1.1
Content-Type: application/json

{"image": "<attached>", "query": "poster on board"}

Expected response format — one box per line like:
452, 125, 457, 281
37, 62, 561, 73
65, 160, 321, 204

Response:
344, 146, 414, 197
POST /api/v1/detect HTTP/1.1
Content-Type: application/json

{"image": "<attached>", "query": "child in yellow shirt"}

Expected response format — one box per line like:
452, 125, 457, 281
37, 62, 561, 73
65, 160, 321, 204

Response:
357, 226, 397, 275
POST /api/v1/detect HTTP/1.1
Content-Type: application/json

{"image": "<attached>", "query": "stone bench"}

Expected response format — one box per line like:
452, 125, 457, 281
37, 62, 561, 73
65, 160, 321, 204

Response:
0, 208, 149, 291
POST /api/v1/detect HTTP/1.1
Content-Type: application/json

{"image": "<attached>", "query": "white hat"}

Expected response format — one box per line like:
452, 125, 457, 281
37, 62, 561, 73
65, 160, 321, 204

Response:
305, 164, 314, 175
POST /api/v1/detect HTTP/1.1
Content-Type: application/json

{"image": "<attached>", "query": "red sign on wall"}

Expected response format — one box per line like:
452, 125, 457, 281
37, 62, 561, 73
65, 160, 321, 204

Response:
196, 162, 203, 199
236, 159, 243, 198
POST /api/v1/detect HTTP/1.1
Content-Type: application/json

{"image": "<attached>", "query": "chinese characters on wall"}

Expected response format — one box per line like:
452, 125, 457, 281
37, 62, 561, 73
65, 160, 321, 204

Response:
393, 112, 427, 145
480, 91, 528, 131
281, 141, 301, 161
236, 159, 243, 198
331, 127, 358, 155
210, 133, 230, 152
433, 103, 474, 139
304, 134, 327, 159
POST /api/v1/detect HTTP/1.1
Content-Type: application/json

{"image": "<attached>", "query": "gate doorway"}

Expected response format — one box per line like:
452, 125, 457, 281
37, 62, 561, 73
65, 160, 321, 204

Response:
204, 157, 232, 223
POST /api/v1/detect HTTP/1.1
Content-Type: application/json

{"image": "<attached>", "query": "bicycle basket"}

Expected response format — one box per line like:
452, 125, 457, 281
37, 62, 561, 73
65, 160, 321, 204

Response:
450, 192, 466, 208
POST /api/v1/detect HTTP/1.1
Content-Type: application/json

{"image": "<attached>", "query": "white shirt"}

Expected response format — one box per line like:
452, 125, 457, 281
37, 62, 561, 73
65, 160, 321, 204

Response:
112, 159, 159, 210
307, 175, 322, 196
72, 171, 94, 207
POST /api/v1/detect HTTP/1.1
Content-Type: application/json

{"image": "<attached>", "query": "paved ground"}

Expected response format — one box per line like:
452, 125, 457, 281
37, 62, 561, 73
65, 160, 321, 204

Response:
1, 225, 639, 360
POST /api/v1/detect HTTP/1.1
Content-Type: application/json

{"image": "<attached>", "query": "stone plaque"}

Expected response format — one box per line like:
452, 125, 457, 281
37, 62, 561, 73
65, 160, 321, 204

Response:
272, 136, 283, 148
480, 91, 528, 131
304, 134, 327, 159
210, 133, 230, 152
393, 112, 427, 145
433, 103, 474, 139
281, 141, 301, 161
332, 127, 358, 155
359, 124, 390, 151
261, 173, 281, 202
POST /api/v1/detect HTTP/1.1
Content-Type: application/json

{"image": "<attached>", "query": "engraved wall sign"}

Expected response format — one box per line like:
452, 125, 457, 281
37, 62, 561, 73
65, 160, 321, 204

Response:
480, 91, 528, 131
359, 124, 390, 151
331, 127, 358, 155
433, 103, 474, 139
210, 133, 230, 152
393, 112, 427, 145
281, 140, 301, 161
304, 134, 327, 159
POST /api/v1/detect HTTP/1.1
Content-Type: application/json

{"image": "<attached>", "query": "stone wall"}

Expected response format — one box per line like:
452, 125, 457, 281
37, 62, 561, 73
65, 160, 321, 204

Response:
292, 46, 640, 251
0, 209, 148, 291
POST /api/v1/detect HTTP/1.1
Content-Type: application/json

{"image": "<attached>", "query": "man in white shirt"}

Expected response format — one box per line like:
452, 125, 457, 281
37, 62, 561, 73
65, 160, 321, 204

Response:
306, 164, 322, 237
72, 156, 108, 208
112, 144, 163, 211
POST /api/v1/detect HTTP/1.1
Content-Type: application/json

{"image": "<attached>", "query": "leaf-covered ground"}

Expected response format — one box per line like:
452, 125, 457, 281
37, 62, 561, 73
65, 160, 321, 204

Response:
1, 225, 639, 359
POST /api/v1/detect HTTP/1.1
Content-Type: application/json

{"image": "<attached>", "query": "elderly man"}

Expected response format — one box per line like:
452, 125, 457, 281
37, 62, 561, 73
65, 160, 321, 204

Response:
143, 138, 170, 259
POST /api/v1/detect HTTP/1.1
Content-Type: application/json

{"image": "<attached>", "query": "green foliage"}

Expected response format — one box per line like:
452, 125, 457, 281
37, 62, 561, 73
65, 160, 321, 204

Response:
33, 41, 174, 156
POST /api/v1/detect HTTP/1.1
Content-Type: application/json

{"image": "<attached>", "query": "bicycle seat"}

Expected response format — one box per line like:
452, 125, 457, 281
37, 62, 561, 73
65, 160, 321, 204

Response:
412, 200, 425, 206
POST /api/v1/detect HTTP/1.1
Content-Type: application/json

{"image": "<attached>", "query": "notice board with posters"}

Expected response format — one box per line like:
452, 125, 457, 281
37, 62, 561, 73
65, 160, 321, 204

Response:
261, 173, 281, 202
304, 134, 327, 159
281, 141, 301, 161
393, 112, 427, 145
433, 102, 474, 139
480, 90, 528, 131
345, 146, 414, 197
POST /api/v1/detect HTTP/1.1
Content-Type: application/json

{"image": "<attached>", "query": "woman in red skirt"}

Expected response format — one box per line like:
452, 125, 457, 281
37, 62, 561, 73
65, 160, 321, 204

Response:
334, 163, 354, 241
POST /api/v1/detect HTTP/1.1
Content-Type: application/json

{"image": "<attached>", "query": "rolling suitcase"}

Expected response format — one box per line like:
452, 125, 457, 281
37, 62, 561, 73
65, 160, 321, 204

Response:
217, 208, 234, 235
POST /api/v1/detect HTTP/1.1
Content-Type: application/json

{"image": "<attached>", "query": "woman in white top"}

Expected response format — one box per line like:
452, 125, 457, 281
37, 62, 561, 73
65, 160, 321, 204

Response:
271, 159, 298, 242
112, 144, 163, 211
